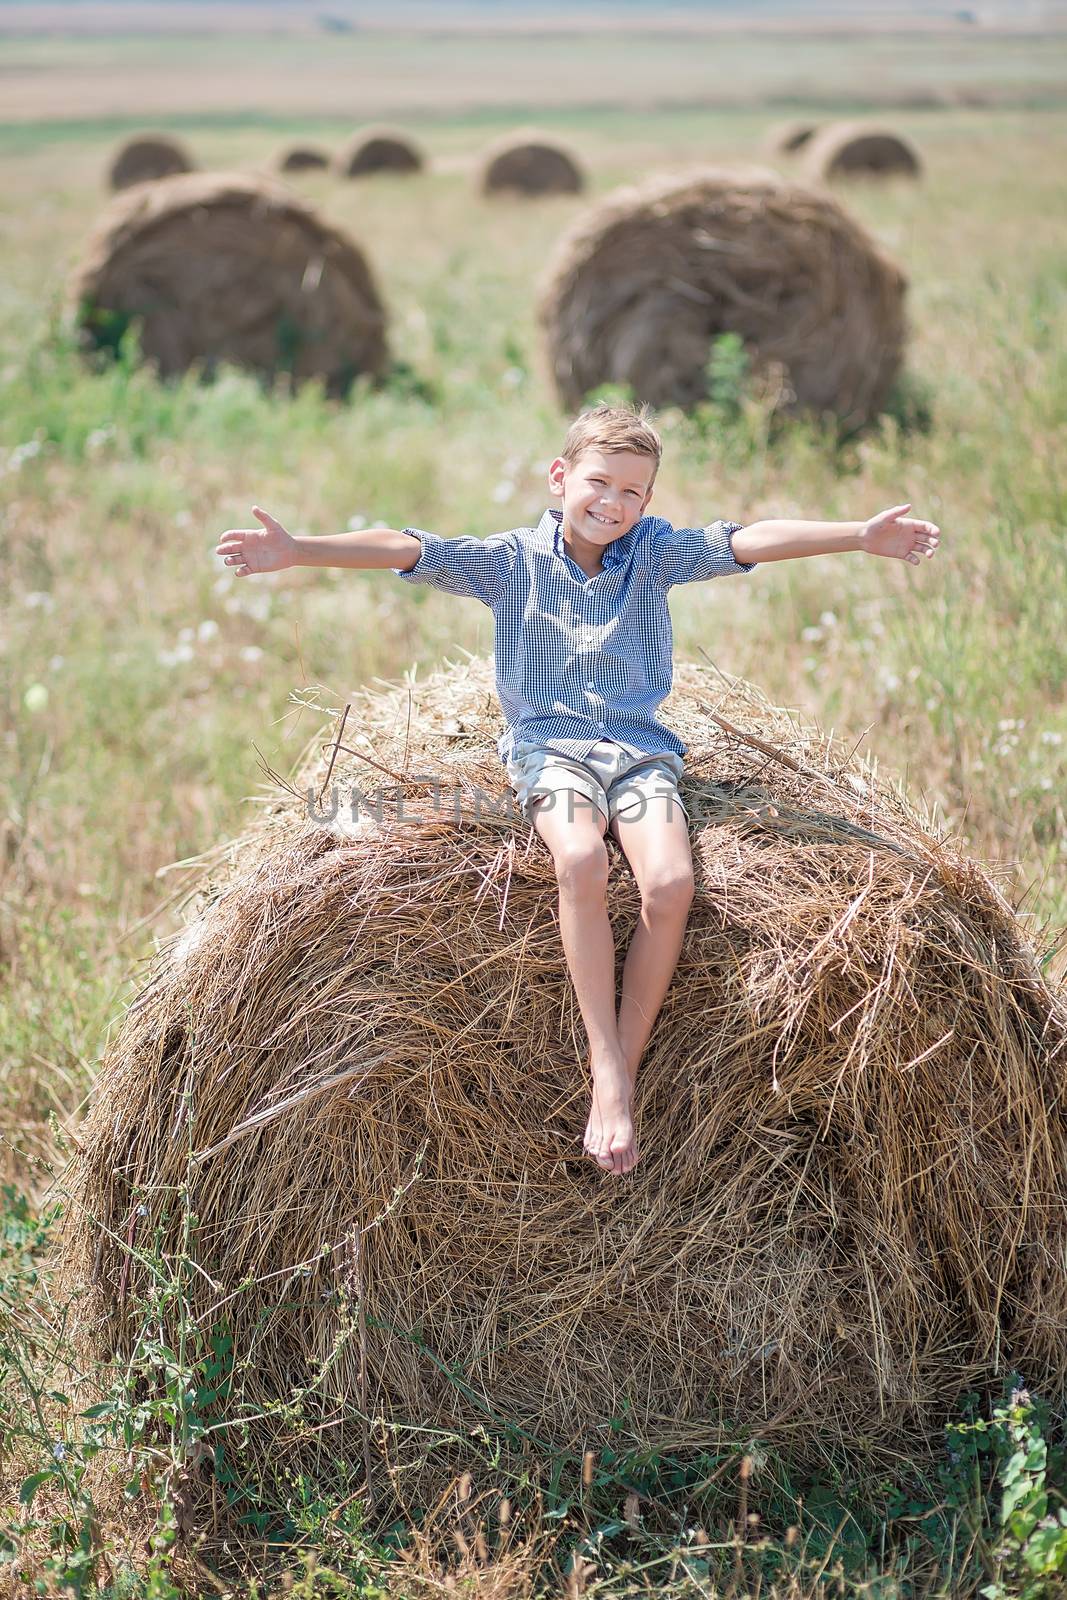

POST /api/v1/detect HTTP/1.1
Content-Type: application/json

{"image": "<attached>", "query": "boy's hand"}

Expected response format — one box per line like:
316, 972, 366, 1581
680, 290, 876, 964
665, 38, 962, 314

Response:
215, 506, 297, 577
860, 503, 941, 566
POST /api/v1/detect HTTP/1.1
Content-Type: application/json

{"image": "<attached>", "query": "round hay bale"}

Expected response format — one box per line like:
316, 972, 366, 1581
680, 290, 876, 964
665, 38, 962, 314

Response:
480, 136, 585, 197
803, 121, 922, 182
277, 144, 331, 174
107, 133, 194, 191
69, 171, 388, 395
63, 657, 1067, 1522
539, 166, 907, 429
765, 119, 818, 155
338, 127, 424, 177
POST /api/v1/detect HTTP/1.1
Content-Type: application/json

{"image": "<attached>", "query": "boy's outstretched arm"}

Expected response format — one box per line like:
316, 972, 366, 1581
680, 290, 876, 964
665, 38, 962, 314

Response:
214, 506, 421, 575
730, 503, 941, 567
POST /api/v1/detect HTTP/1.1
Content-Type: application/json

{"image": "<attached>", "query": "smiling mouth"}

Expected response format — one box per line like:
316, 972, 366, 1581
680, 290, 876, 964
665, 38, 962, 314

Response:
587, 511, 619, 526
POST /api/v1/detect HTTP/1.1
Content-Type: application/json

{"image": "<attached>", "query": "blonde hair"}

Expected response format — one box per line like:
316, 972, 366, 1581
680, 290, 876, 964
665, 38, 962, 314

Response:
560, 403, 662, 481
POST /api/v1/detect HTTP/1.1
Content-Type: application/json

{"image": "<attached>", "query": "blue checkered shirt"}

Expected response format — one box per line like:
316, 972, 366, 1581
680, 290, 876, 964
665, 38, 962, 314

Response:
392, 507, 754, 766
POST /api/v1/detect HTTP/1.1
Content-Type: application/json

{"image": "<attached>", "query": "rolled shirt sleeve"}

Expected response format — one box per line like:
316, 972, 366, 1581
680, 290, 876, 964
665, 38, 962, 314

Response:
650, 518, 755, 588
391, 528, 516, 609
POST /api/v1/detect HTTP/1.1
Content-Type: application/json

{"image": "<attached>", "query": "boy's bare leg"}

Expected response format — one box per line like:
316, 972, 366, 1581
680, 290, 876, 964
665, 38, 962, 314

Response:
610, 797, 695, 1087
530, 791, 636, 1175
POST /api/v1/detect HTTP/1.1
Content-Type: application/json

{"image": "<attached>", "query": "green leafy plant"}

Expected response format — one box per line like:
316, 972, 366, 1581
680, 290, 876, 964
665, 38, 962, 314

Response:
978, 1387, 1067, 1599
704, 330, 751, 413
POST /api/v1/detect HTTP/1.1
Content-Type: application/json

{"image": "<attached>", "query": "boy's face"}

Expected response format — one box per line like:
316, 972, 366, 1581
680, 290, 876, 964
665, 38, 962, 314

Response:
548, 448, 655, 550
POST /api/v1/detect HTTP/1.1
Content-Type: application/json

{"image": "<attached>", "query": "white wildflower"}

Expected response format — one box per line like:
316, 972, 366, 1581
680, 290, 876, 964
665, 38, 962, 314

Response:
239, 645, 263, 663
7, 438, 43, 472
347, 514, 368, 531
800, 625, 823, 643
158, 643, 195, 668
1040, 730, 1062, 746
197, 619, 219, 642
86, 426, 115, 454
24, 591, 55, 612
818, 610, 837, 628
491, 480, 515, 504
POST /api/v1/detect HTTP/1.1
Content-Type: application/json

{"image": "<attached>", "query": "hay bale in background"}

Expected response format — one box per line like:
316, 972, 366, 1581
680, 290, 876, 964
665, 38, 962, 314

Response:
480, 136, 585, 196
69, 171, 388, 395
277, 145, 331, 174
539, 166, 907, 430
765, 119, 818, 155
107, 134, 194, 191
64, 657, 1067, 1530
338, 127, 424, 177
803, 121, 922, 181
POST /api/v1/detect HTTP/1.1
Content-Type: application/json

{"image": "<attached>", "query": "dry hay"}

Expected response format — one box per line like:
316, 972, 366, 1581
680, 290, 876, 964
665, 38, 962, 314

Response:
62, 658, 1067, 1528
765, 119, 818, 155
277, 144, 331, 173
338, 126, 425, 177
69, 171, 388, 395
539, 166, 907, 430
480, 136, 585, 197
803, 121, 923, 182
107, 133, 194, 191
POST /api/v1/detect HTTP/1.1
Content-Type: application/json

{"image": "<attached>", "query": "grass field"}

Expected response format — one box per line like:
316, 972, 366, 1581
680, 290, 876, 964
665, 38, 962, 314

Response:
2, 15, 1067, 1594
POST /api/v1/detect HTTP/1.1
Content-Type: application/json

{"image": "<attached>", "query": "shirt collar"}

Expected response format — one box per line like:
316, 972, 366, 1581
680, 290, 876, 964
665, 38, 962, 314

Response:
541, 507, 636, 570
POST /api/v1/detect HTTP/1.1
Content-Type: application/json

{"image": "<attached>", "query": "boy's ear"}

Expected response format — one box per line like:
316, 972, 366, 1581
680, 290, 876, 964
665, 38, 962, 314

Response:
547, 456, 567, 497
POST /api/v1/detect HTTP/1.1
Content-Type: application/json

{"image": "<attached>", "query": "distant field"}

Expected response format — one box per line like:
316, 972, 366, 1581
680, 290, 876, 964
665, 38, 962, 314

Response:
1, 19, 1066, 125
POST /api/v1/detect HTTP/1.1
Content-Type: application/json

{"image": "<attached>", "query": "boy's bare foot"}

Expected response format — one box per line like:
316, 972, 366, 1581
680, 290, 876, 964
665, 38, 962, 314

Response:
583, 1052, 638, 1175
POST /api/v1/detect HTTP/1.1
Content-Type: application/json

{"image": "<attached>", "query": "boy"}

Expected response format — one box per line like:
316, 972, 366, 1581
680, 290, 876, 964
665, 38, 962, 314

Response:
215, 405, 941, 1178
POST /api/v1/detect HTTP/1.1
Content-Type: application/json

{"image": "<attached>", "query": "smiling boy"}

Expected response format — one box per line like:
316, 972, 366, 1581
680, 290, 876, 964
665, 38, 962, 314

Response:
215, 404, 941, 1178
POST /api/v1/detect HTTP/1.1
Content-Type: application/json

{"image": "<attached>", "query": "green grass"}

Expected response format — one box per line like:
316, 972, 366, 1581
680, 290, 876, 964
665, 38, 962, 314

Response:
1, 77, 1066, 1597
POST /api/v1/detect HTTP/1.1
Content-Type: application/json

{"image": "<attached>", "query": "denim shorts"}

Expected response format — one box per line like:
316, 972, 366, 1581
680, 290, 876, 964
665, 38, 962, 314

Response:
504, 738, 688, 827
